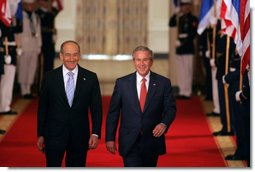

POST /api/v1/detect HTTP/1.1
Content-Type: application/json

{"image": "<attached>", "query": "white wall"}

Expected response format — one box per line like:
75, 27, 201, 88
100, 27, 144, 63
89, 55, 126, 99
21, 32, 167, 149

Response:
55, 0, 170, 53
148, 0, 169, 53
55, 0, 77, 51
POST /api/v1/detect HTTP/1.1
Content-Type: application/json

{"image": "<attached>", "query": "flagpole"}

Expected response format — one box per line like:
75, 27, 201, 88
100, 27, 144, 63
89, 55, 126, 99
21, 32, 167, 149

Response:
224, 35, 231, 132
206, 27, 211, 52
239, 58, 243, 90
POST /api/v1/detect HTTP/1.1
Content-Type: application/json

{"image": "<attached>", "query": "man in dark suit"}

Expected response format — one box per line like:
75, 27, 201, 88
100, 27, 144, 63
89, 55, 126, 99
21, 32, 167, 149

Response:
105, 46, 176, 167
37, 40, 102, 167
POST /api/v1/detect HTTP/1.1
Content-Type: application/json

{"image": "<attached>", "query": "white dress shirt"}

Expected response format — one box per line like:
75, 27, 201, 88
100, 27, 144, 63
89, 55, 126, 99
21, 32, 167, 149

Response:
62, 65, 78, 92
136, 72, 150, 99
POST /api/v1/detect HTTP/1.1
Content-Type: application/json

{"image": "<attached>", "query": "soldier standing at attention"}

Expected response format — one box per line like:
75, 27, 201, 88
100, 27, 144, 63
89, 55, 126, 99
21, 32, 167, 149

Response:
169, 0, 198, 99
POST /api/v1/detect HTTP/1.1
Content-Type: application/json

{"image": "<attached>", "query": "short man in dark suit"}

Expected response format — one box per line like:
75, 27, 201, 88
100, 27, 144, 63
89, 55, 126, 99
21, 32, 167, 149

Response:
106, 46, 176, 167
37, 40, 102, 167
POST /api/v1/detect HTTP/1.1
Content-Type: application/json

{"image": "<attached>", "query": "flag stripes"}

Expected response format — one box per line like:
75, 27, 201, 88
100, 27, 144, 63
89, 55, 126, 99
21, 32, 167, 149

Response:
240, 0, 250, 73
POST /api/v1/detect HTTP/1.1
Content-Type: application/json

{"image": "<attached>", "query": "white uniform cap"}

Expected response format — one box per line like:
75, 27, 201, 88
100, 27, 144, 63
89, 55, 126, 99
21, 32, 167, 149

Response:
22, 0, 35, 3
180, 0, 192, 4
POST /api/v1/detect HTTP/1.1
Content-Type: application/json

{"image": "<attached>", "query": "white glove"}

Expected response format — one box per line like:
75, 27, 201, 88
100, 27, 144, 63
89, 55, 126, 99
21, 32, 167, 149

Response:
4, 55, 12, 64
222, 75, 228, 85
210, 58, 215, 67
210, 17, 218, 26
205, 50, 210, 58
16, 48, 22, 56
175, 40, 181, 47
235, 90, 242, 102
229, 67, 236, 72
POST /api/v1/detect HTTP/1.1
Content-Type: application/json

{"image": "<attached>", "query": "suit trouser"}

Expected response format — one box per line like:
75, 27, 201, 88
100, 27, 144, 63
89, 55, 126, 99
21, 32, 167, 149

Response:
217, 80, 233, 132
0, 64, 16, 112
122, 135, 158, 167
17, 51, 38, 95
211, 68, 220, 113
176, 54, 193, 97
229, 93, 246, 158
45, 134, 88, 167
203, 56, 212, 99
45, 148, 88, 167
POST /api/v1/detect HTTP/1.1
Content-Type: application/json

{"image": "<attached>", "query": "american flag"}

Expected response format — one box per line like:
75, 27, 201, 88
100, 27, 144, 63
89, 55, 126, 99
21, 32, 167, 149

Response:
239, 0, 250, 74
0, 0, 12, 27
221, 0, 250, 74
220, 0, 242, 56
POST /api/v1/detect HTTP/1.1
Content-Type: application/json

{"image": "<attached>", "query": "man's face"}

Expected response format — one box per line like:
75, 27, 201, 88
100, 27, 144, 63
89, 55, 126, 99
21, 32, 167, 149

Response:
133, 50, 153, 77
60, 42, 80, 71
23, 2, 36, 12
38, 0, 52, 8
180, 4, 191, 14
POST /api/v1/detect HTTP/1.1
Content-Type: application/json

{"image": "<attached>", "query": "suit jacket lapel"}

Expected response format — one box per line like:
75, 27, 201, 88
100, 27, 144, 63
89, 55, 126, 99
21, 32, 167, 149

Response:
57, 66, 70, 106
144, 72, 157, 112
72, 65, 83, 106
128, 72, 141, 114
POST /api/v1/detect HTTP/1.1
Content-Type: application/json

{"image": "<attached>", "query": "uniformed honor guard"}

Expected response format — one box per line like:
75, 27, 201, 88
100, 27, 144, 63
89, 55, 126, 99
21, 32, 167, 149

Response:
169, 0, 198, 99
0, 1, 23, 115
18, 0, 42, 99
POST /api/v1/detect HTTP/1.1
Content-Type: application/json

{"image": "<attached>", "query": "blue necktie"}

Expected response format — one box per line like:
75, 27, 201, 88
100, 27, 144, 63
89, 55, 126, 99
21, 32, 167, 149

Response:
66, 72, 74, 107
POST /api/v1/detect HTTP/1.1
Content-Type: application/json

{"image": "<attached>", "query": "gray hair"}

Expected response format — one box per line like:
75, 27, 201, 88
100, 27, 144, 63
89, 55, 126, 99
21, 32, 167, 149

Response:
132, 46, 154, 60
60, 40, 80, 54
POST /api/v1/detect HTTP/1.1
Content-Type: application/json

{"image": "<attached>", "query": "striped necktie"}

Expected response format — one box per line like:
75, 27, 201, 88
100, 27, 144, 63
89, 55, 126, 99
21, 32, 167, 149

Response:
66, 72, 74, 107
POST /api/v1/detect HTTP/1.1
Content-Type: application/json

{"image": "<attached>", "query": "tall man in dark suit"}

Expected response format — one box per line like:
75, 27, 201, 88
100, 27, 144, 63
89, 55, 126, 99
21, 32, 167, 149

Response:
37, 40, 102, 167
106, 46, 176, 167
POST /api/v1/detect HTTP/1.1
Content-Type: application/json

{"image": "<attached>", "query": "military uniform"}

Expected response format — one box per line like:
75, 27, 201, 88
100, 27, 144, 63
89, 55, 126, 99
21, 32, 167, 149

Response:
234, 68, 250, 165
212, 33, 235, 136
169, 5, 198, 98
36, 4, 59, 72
0, 16, 22, 114
18, 2, 41, 97
201, 27, 220, 116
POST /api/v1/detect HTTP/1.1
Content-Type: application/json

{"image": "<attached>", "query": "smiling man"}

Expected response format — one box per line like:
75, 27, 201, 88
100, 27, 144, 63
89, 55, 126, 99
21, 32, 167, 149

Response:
37, 40, 102, 167
106, 46, 176, 167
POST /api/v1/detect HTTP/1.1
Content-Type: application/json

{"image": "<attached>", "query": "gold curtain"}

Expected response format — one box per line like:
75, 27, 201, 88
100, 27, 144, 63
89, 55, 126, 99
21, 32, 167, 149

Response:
75, 0, 148, 55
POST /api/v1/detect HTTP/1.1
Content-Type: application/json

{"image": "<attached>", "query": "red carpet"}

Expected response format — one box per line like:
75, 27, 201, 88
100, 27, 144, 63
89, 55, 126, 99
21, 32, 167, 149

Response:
0, 96, 226, 167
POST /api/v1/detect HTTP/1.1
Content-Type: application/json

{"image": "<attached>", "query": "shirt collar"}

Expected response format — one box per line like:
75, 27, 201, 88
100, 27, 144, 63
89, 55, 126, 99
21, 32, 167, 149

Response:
136, 71, 150, 82
63, 65, 78, 76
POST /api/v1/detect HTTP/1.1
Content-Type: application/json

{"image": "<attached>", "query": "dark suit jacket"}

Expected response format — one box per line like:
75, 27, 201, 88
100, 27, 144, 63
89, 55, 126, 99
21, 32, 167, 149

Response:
37, 65, 102, 151
106, 71, 176, 156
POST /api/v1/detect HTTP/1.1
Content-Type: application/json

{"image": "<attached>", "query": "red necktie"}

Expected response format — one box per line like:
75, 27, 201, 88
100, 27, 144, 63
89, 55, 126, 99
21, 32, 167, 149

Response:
140, 78, 147, 112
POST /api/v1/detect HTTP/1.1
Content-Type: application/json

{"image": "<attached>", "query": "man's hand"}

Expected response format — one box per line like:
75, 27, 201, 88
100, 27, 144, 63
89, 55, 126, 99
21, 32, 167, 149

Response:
175, 40, 181, 48
153, 123, 167, 137
106, 141, 117, 154
37, 136, 45, 153
89, 135, 99, 149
